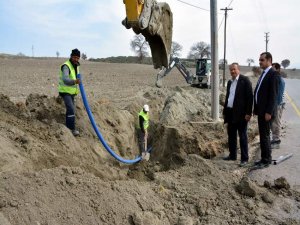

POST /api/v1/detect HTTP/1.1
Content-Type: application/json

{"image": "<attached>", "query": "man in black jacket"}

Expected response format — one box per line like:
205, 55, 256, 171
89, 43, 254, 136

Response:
223, 63, 253, 167
253, 52, 278, 168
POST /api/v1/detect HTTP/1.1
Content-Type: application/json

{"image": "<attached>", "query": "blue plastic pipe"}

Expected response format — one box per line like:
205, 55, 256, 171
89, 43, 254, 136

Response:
77, 74, 144, 164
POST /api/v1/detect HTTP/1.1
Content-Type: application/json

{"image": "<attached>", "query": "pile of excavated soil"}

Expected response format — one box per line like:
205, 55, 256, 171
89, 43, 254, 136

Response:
0, 58, 299, 225
1, 155, 300, 225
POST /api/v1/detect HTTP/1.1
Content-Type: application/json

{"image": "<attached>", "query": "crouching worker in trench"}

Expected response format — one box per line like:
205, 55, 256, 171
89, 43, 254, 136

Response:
138, 104, 150, 161
58, 49, 81, 137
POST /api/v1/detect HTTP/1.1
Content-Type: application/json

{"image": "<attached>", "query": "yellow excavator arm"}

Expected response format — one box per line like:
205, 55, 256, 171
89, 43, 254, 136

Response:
123, 0, 143, 24
122, 0, 173, 69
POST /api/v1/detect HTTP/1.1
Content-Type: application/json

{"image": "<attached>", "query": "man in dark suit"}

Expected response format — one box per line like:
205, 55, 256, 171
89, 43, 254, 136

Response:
223, 63, 253, 167
253, 52, 278, 168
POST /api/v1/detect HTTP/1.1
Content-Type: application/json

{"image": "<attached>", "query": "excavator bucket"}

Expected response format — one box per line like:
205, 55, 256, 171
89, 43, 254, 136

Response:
122, 0, 173, 69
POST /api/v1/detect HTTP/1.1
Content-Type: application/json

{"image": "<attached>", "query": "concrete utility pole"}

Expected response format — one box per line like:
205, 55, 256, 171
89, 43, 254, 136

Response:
220, 7, 232, 87
32, 45, 34, 57
265, 32, 269, 52
210, 0, 219, 121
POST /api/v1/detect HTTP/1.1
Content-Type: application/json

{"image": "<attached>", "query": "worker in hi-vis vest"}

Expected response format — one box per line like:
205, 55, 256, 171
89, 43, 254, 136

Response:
138, 104, 150, 160
58, 49, 81, 136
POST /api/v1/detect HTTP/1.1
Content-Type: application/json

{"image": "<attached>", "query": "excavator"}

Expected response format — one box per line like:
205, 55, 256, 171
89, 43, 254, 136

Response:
122, 0, 173, 69
155, 57, 212, 88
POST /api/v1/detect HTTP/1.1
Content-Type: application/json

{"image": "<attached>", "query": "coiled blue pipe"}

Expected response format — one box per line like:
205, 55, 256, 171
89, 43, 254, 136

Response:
77, 74, 145, 164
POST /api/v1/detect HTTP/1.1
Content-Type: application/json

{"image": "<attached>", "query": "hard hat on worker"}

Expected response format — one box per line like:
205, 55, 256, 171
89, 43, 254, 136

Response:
143, 104, 149, 112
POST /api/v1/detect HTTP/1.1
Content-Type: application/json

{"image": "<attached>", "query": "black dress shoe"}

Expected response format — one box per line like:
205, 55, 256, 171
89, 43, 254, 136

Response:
255, 162, 270, 169
254, 160, 264, 165
223, 156, 236, 161
239, 161, 248, 167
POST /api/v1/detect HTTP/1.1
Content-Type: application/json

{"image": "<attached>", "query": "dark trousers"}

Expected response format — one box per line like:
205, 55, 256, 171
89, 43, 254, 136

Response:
258, 115, 272, 163
227, 120, 249, 162
60, 93, 76, 130
137, 129, 146, 152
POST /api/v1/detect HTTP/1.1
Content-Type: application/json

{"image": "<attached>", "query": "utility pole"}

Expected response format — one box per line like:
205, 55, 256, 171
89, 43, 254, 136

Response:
32, 45, 34, 57
264, 32, 269, 52
210, 0, 219, 121
220, 7, 232, 87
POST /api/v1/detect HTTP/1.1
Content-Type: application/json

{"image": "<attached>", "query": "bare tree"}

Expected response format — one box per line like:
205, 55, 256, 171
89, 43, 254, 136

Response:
130, 34, 149, 63
281, 59, 290, 69
170, 41, 183, 59
246, 58, 254, 67
81, 53, 87, 60
56, 51, 60, 58
187, 41, 211, 59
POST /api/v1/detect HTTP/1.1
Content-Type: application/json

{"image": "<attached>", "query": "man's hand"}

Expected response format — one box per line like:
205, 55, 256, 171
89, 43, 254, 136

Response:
74, 79, 80, 84
265, 113, 272, 121
245, 114, 251, 121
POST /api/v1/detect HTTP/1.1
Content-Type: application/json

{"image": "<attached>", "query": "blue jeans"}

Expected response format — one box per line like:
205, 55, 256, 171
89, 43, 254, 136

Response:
60, 93, 76, 130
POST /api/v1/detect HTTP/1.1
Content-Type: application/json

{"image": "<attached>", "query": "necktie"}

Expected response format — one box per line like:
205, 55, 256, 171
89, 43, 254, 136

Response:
257, 70, 265, 85
255, 70, 265, 103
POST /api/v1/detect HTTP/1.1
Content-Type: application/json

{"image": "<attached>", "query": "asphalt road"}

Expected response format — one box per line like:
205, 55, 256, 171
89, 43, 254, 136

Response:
249, 78, 300, 190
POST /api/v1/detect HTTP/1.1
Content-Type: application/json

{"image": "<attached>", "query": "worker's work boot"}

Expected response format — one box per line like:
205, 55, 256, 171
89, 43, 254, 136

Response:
72, 130, 80, 137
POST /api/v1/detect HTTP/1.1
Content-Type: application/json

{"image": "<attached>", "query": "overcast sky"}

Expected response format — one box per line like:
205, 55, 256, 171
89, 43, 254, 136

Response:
0, 0, 299, 68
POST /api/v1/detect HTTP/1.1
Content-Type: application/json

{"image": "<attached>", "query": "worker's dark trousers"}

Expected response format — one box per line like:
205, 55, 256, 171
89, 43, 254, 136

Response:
227, 120, 249, 162
258, 115, 272, 164
60, 93, 76, 131
138, 129, 146, 152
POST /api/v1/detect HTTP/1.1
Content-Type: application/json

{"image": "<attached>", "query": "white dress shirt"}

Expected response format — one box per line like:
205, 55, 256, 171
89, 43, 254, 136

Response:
227, 75, 240, 108
255, 66, 272, 103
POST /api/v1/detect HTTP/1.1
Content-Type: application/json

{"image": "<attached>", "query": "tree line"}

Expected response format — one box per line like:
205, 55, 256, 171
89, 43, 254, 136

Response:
128, 34, 292, 69
9, 34, 292, 69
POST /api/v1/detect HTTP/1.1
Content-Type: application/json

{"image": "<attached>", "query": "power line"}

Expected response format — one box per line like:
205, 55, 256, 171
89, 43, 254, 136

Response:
218, 16, 225, 31
218, 0, 234, 31
175, 0, 210, 12
228, 0, 234, 7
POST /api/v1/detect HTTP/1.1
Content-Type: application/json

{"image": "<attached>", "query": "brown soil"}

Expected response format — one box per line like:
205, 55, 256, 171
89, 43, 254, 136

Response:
0, 58, 299, 225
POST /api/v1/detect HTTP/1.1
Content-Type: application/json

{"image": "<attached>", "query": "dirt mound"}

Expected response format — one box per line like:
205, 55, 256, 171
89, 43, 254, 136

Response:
1, 86, 224, 176
1, 155, 299, 225
0, 166, 165, 225
0, 92, 140, 180
139, 87, 227, 169
160, 87, 212, 125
